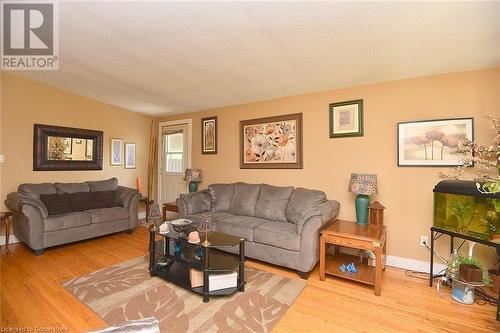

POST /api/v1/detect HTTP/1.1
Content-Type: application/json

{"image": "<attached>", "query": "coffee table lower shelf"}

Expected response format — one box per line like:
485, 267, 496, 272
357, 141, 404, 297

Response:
324, 253, 375, 286
151, 260, 243, 298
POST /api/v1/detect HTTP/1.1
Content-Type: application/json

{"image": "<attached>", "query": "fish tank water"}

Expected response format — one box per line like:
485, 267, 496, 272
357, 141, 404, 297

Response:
433, 180, 500, 240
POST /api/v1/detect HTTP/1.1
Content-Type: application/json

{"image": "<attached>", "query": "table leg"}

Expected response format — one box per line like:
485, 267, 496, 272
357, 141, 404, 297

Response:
382, 235, 387, 271
429, 230, 435, 287
203, 247, 210, 303
149, 231, 156, 275
5, 216, 11, 255
145, 200, 150, 222
375, 246, 382, 296
319, 236, 326, 281
162, 205, 167, 221
450, 236, 454, 254
238, 241, 245, 292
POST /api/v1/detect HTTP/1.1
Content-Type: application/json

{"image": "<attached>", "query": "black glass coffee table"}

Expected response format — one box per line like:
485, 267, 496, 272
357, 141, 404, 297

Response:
148, 224, 246, 303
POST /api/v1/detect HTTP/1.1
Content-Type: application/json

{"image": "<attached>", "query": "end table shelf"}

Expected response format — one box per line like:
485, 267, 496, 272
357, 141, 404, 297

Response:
149, 225, 246, 303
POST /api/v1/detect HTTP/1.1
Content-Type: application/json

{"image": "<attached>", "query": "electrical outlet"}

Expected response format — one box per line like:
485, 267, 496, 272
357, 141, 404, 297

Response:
420, 235, 428, 246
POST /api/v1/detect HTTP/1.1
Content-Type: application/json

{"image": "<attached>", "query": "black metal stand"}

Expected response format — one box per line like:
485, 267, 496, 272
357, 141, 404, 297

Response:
429, 226, 500, 321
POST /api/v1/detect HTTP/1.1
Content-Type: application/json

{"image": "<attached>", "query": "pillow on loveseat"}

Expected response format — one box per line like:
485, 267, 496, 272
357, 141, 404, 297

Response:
208, 183, 235, 212
229, 183, 261, 216
255, 184, 294, 222
286, 187, 327, 225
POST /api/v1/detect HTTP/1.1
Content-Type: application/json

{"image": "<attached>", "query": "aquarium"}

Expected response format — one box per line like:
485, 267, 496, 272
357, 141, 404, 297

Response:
433, 180, 500, 240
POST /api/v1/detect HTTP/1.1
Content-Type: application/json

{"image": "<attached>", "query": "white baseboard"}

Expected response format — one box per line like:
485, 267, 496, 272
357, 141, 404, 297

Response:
138, 212, 146, 219
0, 235, 20, 246
337, 247, 446, 274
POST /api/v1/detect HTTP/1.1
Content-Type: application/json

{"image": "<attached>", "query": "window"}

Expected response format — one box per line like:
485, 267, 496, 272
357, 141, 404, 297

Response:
164, 132, 184, 173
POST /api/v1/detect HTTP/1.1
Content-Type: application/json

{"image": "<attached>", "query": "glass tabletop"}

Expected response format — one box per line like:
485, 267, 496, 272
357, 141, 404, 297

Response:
151, 224, 244, 248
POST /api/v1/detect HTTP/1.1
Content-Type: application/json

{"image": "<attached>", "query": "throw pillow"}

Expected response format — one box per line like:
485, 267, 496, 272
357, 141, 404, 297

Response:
40, 193, 71, 216
208, 183, 234, 212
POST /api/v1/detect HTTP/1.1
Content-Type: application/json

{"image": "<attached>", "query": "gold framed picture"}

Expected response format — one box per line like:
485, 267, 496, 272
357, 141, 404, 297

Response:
201, 116, 217, 154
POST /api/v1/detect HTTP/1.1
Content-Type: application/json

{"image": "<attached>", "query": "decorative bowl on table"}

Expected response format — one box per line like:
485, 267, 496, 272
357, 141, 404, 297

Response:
169, 219, 192, 238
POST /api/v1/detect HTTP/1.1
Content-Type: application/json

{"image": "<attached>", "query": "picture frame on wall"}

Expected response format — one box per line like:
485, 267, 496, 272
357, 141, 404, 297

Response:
240, 113, 303, 169
110, 138, 123, 166
201, 116, 217, 154
125, 142, 136, 169
329, 99, 364, 138
397, 117, 474, 166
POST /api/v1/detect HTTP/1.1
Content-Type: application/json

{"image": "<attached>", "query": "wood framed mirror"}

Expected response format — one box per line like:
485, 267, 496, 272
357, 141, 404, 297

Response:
33, 124, 103, 171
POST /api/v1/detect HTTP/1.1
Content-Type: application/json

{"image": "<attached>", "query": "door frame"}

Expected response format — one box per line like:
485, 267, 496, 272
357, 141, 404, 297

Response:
157, 119, 192, 204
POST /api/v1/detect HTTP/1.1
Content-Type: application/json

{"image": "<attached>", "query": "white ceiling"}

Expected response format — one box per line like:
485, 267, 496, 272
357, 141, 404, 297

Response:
10, 1, 500, 116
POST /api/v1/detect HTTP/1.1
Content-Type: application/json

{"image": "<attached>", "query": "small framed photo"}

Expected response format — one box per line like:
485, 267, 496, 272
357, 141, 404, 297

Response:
124, 142, 136, 169
110, 138, 123, 166
329, 99, 363, 138
397, 118, 474, 166
201, 116, 217, 154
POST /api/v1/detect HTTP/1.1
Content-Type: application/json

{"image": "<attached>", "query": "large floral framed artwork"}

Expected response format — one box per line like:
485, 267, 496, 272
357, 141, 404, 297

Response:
397, 118, 474, 166
240, 113, 303, 169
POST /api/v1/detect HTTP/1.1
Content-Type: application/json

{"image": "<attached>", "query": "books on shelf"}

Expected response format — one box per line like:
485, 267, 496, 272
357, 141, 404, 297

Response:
190, 269, 238, 291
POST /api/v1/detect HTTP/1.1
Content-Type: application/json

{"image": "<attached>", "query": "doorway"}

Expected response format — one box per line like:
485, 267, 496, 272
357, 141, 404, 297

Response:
158, 119, 192, 205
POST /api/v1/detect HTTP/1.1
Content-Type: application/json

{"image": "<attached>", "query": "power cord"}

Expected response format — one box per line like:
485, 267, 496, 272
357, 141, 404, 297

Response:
421, 239, 449, 264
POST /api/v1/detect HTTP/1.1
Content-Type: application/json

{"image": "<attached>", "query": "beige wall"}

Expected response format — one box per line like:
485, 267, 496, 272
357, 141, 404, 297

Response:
1, 74, 153, 216
157, 68, 500, 263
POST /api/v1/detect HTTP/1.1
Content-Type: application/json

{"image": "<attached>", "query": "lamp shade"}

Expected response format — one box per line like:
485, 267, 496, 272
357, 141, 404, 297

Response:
348, 173, 378, 195
185, 168, 202, 182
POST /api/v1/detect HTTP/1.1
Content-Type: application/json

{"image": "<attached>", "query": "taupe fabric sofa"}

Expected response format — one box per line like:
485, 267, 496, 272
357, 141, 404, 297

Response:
176, 182, 340, 278
5, 178, 140, 255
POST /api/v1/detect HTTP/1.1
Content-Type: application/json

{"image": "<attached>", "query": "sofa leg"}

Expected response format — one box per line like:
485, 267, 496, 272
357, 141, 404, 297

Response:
297, 271, 309, 280
125, 229, 134, 234
34, 249, 44, 256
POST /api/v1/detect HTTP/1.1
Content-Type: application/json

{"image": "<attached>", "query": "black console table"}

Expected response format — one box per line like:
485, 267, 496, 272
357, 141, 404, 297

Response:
429, 226, 500, 320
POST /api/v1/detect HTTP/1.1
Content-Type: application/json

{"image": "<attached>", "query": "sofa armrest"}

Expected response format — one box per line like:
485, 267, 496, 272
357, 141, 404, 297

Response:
176, 190, 211, 217
116, 186, 141, 208
296, 200, 340, 273
5, 192, 49, 218
296, 200, 340, 234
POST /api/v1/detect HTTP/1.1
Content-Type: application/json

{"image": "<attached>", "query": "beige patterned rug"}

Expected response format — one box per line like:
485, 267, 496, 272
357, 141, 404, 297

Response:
62, 256, 306, 332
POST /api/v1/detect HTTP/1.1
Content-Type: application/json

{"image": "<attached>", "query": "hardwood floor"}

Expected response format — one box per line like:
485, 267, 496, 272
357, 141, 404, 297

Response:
1, 227, 499, 332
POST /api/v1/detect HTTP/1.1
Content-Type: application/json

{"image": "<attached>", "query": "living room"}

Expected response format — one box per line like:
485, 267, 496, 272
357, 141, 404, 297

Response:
1, 1, 499, 332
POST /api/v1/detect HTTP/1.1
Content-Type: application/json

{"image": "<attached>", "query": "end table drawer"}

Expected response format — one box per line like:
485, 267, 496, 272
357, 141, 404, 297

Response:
323, 235, 371, 249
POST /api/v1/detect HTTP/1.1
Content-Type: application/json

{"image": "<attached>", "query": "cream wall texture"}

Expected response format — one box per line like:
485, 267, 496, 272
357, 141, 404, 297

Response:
0, 74, 152, 215
157, 68, 500, 263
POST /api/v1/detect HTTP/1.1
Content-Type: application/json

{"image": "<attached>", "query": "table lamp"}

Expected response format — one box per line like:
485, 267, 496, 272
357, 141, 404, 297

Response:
348, 173, 378, 225
185, 168, 202, 193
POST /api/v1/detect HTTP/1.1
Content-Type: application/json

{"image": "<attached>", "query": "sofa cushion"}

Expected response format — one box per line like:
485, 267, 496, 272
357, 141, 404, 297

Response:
43, 211, 92, 232
208, 183, 234, 212
18, 183, 57, 199
179, 190, 211, 214
88, 207, 129, 224
55, 182, 90, 193
229, 183, 261, 216
40, 193, 71, 216
286, 187, 327, 224
85, 178, 118, 192
216, 215, 268, 241
255, 184, 294, 222
185, 211, 236, 225
253, 221, 300, 251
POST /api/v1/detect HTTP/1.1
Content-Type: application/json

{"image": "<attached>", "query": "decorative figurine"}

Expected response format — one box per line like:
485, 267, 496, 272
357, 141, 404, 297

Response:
159, 221, 170, 234
368, 201, 385, 227
188, 231, 201, 244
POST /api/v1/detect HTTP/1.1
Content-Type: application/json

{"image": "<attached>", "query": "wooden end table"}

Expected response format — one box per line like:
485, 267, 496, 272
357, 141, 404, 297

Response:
162, 202, 179, 221
320, 219, 387, 296
1, 212, 13, 255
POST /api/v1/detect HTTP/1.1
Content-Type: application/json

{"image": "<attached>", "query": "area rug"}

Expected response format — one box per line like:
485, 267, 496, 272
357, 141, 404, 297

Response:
62, 256, 306, 332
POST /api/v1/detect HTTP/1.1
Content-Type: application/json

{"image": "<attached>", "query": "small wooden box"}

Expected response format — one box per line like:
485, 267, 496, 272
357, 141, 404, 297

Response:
459, 264, 483, 283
